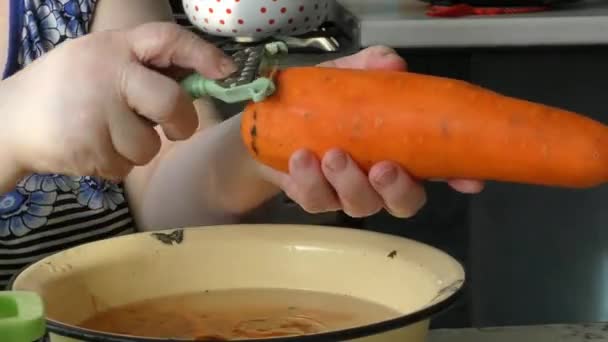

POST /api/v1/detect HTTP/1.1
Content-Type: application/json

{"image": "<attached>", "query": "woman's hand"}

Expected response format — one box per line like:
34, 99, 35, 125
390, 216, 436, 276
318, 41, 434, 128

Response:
0, 22, 233, 191
259, 46, 484, 218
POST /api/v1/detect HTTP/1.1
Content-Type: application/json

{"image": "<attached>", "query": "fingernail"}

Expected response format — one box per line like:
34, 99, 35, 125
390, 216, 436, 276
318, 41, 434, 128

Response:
220, 57, 237, 76
325, 151, 347, 172
381, 49, 397, 57
293, 150, 312, 169
376, 46, 397, 57
374, 166, 398, 188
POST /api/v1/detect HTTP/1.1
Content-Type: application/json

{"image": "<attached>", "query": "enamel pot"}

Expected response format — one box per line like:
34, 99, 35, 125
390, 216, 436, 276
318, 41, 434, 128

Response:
6, 224, 465, 342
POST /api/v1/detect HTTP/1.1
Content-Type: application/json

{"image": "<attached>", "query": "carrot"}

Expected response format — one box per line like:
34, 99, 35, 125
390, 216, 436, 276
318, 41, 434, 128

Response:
240, 66, 608, 188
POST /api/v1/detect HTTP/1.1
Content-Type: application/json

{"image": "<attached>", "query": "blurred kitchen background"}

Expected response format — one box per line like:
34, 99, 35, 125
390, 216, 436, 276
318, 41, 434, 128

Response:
170, 0, 608, 331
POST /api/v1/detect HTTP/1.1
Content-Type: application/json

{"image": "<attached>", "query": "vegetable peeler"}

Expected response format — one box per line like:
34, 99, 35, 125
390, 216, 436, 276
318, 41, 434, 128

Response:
181, 42, 287, 104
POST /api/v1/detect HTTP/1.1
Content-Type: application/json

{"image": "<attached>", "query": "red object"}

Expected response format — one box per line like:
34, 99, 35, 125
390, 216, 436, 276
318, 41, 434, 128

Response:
426, 3, 549, 17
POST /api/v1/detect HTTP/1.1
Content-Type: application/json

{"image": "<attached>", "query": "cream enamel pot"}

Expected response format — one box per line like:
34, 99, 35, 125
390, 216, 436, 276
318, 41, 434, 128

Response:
181, 0, 333, 41
9, 224, 465, 342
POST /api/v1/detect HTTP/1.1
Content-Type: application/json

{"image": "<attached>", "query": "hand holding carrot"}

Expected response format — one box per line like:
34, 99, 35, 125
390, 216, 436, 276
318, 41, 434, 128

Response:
257, 46, 484, 219
247, 44, 608, 198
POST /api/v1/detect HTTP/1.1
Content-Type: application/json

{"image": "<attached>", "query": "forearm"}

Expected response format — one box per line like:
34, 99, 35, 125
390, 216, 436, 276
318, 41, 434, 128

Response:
90, 0, 174, 31
129, 114, 281, 231
0, 155, 26, 194
0, 76, 29, 193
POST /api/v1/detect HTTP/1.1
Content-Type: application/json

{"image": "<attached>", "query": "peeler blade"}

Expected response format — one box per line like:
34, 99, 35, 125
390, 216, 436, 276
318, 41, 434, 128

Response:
180, 42, 288, 103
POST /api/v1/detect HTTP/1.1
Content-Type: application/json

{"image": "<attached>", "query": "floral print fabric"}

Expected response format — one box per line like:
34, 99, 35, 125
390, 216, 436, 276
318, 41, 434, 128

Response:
19, 0, 95, 65
0, 175, 127, 237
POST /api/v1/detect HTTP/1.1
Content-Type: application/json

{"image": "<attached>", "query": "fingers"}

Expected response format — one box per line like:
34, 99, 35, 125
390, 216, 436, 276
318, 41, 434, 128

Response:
60, 132, 134, 181
126, 22, 236, 79
283, 150, 341, 214
318, 45, 407, 71
121, 23, 232, 141
447, 179, 485, 194
273, 149, 431, 218
369, 162, 427, 218
108, 107, 162, 167
321, 149, 384, 218
94, 143, 135, 182
120, 62, 199, 141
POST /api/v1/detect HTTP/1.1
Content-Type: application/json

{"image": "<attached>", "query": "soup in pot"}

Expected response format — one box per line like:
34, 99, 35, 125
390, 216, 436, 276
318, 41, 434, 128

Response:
78, 288, 401, 340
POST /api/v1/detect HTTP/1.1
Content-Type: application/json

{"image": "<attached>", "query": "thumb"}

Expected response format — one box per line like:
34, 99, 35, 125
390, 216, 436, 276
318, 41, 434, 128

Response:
125, 22, 237, 79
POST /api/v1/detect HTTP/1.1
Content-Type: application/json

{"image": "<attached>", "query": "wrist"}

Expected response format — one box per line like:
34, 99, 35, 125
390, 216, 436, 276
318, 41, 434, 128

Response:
213, 114, 282, 212
0, 154, 27, 193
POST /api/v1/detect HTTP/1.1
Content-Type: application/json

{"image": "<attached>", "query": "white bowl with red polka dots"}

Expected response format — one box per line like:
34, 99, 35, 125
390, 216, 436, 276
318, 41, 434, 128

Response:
182, 0, 332, 40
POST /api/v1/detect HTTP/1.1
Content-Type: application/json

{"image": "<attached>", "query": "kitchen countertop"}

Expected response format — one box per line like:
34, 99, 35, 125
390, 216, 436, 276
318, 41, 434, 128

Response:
429, 323, 608, 341
335, 0, 608, 48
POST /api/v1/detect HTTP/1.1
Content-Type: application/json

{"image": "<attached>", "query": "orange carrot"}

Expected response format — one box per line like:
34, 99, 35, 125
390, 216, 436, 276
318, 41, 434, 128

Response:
241, 66, 608, 188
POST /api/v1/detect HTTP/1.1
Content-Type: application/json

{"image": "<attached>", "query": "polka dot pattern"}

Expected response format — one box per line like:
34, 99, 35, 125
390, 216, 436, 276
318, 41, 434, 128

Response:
183, 0, 331, 39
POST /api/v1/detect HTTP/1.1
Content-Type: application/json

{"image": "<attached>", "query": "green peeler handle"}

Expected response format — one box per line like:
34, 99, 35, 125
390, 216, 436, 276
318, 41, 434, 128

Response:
0, 291, 46, 342
181, 41, 287, 104
181, 73, 276, 103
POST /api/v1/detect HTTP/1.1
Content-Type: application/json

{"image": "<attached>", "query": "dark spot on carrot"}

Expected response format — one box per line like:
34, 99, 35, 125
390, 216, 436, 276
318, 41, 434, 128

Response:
509, 114, 524, 126
251, 111, 259, 155
251, 126, 259, 155
388, 250, 397, 258
440, 120, 450, 137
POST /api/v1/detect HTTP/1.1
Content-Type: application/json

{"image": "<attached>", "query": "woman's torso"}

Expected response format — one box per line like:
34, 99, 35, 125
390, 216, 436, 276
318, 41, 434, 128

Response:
0, 0, 136, 289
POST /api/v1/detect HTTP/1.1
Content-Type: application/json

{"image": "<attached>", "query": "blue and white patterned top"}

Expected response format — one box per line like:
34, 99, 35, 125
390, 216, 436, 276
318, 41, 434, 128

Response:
0, 0, 136, 289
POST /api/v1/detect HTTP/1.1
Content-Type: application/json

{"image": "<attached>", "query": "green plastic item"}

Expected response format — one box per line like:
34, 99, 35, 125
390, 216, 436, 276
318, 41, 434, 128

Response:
181, 73, 276, 103
0, 291, 46, 342
181, 41, 288, 104
263, 41, 289, 55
